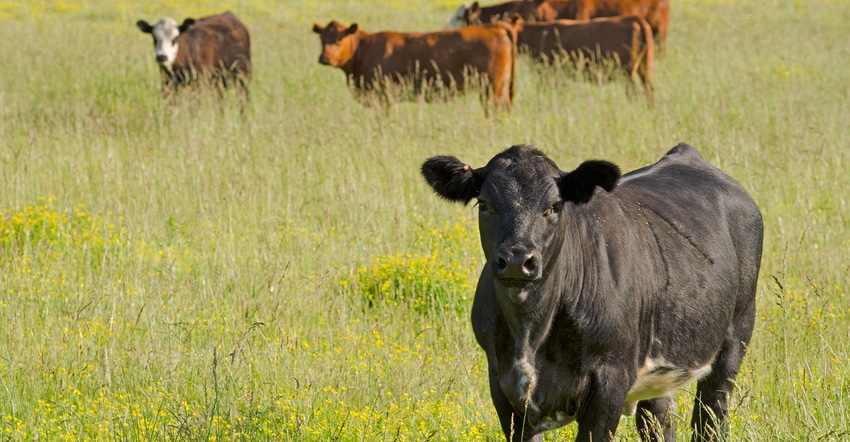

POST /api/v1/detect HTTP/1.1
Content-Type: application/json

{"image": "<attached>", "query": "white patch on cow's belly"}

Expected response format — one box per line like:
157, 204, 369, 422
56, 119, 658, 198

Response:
622, 356, 713, 416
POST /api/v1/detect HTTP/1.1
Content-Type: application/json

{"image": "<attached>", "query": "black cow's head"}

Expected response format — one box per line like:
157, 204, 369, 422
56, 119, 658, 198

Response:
422, 145, 620, 299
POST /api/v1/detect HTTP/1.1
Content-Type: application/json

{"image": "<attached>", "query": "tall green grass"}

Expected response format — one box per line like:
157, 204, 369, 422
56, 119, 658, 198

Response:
1, 0, 848, 440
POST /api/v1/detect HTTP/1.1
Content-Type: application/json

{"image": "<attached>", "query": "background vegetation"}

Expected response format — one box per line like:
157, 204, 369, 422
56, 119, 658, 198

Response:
1, 0, 848, 440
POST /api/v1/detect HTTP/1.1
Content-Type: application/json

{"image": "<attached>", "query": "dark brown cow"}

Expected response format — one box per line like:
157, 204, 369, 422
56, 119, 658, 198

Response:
512, 15, 654, 93
449, 1, 669, 55
313, 20, 516, 113
137, 11, 251, 97
512, 0, 670, 54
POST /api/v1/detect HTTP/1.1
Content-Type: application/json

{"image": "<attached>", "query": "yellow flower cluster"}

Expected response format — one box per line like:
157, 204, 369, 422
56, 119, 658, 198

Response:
343, 215, 481, 314
1, 197, 116, 248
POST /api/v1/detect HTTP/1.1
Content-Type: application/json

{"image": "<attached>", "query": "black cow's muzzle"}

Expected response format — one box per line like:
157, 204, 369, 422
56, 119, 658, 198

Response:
156, 54, 168, 63
493, 248, 541, 286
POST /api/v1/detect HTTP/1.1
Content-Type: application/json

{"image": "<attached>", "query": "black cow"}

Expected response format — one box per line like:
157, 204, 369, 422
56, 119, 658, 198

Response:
421, 144, 763, 442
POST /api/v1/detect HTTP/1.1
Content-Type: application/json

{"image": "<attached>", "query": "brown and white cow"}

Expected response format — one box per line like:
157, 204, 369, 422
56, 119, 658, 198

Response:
137, 11, 251, 97
512, 15, 655, 94
313, 20, 516, 113
450, 0, 670, 55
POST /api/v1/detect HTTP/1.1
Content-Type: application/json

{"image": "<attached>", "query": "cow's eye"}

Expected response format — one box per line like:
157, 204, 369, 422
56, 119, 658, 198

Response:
544, 202, 561, 217
477, 200, 490, 213
172, 37, 179, 45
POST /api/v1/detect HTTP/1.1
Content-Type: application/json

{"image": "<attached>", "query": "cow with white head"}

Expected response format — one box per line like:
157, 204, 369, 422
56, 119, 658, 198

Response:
136, 11, 251, 99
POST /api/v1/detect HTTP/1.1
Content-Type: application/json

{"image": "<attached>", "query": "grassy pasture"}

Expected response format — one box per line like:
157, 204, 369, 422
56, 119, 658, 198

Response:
0, 0, 848, 440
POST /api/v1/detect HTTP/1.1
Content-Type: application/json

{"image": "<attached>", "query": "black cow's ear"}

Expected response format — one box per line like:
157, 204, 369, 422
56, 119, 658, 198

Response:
345, 23, 358, 35
559, 160, 621, 204
421, 156, 483, 204
137, 20, 153, 33
178, 18, 195, 33
312, 23, 323, 33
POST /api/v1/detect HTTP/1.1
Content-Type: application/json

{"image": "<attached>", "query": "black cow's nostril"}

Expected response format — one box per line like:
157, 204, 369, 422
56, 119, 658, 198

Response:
496, 256, 507, 271
523, 255, 537, 273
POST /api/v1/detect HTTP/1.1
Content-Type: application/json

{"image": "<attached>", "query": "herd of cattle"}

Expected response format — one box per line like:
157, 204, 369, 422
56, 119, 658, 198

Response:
137, 0, 668, 113
137, 4, 766, 442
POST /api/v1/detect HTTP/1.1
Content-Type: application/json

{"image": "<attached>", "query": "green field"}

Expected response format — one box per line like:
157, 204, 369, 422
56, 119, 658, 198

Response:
1, 0, 848, 440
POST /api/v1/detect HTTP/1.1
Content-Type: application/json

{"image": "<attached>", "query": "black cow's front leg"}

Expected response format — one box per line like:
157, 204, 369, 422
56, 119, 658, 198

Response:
575, 367, 629, 442
637, 396, 676, 442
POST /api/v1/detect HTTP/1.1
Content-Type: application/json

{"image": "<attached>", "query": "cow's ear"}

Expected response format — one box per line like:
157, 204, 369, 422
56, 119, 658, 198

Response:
464, 3, 481, 24
510, 13, 523, 26
312, 23, 323, 34
137, 20, 153, 33
344, 23, 358, 35
178, 18, 195, 33
558, 160, 621, 204
421, 156, 483, 204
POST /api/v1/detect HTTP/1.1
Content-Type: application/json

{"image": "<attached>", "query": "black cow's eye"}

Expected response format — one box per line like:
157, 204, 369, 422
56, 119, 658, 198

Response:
477, 200, 490, 213
544, 202, 561, 217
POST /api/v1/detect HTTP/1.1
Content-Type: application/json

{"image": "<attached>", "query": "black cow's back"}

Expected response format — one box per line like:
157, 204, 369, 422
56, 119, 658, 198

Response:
616, 143, 762, 366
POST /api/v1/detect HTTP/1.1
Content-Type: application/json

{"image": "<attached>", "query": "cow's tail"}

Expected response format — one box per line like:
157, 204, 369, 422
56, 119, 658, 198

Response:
495, 20, 517, 109
633, 16, 655, 97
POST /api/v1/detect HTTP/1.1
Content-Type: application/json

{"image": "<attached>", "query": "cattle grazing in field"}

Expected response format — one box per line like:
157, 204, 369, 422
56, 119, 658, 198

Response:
421, 143, 763, 442
312, 20, 517, 113
512, 15, 655, 94
136, 11, 251, 100
449, 0, 670, 55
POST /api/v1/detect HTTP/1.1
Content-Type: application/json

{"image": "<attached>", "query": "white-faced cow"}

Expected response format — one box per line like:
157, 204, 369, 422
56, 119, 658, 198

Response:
313, 20, 516, 114
136, 11, 251, 99
421, 144, 763, 442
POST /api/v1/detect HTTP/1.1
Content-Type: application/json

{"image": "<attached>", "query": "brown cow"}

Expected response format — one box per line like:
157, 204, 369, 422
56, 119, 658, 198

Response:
512, 15, 654, 94
513, 0, 669, 54
137, 11, 251, 99
313, 20, 516, 113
